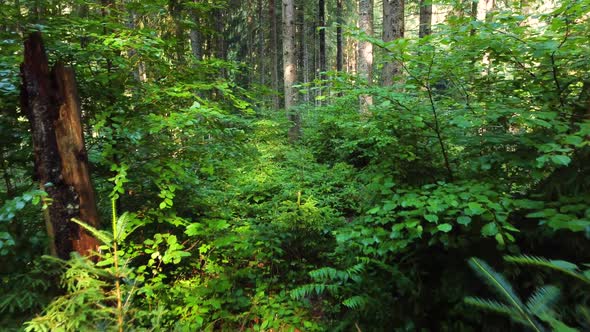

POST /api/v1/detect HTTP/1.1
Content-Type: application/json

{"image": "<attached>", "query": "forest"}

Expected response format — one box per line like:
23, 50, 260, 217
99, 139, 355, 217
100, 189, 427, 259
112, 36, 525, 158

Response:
1, 0, 589, 330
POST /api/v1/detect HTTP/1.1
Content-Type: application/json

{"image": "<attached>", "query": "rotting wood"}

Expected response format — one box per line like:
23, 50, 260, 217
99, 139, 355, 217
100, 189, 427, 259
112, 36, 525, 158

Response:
21, 32, 99, 259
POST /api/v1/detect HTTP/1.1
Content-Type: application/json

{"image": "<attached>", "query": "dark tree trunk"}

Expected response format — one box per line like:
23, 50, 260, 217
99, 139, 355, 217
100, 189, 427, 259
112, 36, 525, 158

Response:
382, 0, 404, 86
318, 0, 326, 77
419, 0, 432, 38
336, 0, 343, 73
270, 0, 280, 109
189, 1, 202, 60
169, 0, 185, 64
21, 32, 100, 260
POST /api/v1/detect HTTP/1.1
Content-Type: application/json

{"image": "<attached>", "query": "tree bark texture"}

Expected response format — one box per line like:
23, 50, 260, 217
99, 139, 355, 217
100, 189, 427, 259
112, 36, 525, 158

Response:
270, 0, 280, 109
358, 0, 373, 113
283, 0, 300, 140
21, 32, 100, 260
258, 0, 265, 85
382, 0, 404, 86
336, 0, 343, 73
189, 1, 202, 60
169, 0, 185, 64
419, 0, 432, 38
318, 0, 326, 77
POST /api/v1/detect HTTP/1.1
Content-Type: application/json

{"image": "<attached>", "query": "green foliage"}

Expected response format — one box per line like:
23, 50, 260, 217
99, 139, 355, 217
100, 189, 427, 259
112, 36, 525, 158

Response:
466, 257, 548, 331
2, 0, 590, 330
504, 255, 590, 284
467, 255, 590, 331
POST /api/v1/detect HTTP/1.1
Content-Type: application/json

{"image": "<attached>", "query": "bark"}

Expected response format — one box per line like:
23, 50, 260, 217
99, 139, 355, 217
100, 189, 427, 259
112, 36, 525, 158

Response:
419, 0, 432, 38
127, 10, 147, 82
297, 1, 305, 83
283, 0, 300, 140
318, 0, 326, 77
336, 0, 343, 72
214, 9, 226, 61
382, 0, 404, 86
270, 0, 280, 109
301, 1, 310, 103
52, 64, 101, 257
169, 0, 185, 64
21, 32, 100, 260
358, 0, 373, 113
258, 0, 265, 85
189, 1, 202, 60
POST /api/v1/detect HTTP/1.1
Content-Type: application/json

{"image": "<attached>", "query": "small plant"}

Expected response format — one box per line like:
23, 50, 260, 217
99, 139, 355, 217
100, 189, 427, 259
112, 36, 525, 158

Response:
24, 197, 139, 332
466, 256, 585, 332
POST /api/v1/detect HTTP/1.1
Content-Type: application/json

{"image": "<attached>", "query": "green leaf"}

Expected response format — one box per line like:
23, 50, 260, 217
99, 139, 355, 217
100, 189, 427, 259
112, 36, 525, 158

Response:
457, 216, 472, 225
15, 200, 25, 210
466, 202, 486, 216
495, 233, 505, 246
437, 224, 452, 232
481, 222, 499, 236
550, 155, 571, 166
424, 214, 439, 223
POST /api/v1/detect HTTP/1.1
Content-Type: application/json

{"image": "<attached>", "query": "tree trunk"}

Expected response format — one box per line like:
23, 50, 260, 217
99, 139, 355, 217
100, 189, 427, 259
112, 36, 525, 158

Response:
301, 1, 310, 103
270, 0, 280, 109
382, 0, 404, 86
258, 0, 265, 86
21, 32, 100, 259
336, 0, 343, 73
169, 0, 185, 64
318, 0, 326, 76
283, 0, 299, 140
189, 1, 202, 60
127, 10, 147, 82
358, 0, 373, 114
419, 0, 432, 38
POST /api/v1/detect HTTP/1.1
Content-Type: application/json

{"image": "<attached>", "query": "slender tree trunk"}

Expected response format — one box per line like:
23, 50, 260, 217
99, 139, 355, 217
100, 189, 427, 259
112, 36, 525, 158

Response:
419, 0, 432, 38
169, 0, 185, 64
189, 1, 202, 60
283, 0, 299, 140
302, 2, 310, 103
21, 33, 100, 259
382, 0, 404, 86
215, 10, 226, 61
258, 0, 265, 85
336, 0, 343, 72
470, 0, 478, 35
318, 0, 326, 76
296, 1, 305, 89
270, 0, 280, 109
358, 0, 373, 113
127, 10, 147, 82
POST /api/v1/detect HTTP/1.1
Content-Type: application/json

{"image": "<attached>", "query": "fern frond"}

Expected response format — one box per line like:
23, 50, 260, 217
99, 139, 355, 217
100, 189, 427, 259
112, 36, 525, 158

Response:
342, 295, 368, 310
468, 257, 544, 332
468, 258, 524, 309
526, 285, 560, 316
465, 297, 522, 321
537, 313, 579, 332
291, 283, 335, 300
504, 255, 590, 284
71, 218, 113, 246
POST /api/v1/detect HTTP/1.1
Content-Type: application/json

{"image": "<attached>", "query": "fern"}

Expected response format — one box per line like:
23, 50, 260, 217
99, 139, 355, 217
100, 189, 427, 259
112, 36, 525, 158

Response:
342, 295, 368, 310
467, 257, 546, 332
504, 255, 590, 284
526, 286, 560, 316
464, 297, 527, 324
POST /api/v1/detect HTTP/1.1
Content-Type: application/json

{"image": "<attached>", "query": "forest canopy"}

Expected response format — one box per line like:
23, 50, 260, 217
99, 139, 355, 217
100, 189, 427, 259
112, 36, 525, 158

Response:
1, 0, 590, 331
